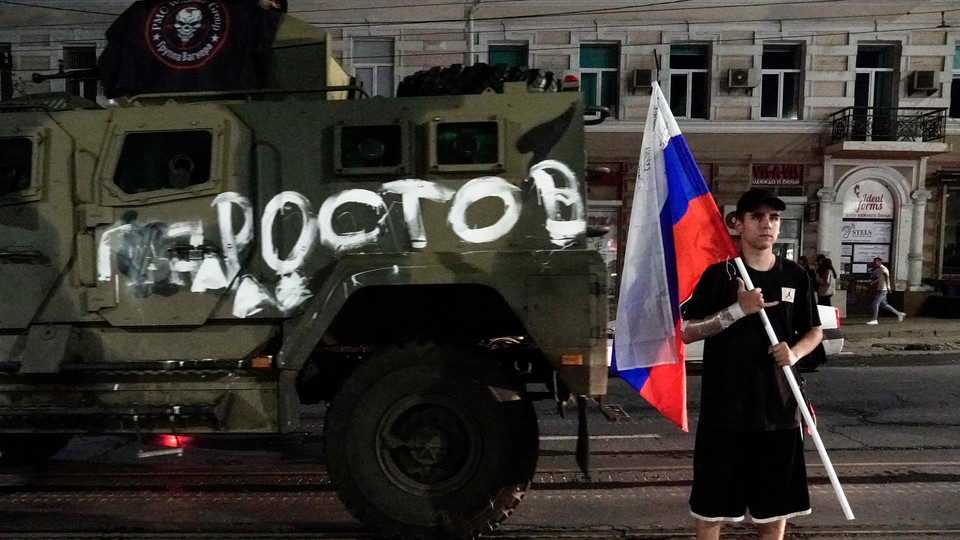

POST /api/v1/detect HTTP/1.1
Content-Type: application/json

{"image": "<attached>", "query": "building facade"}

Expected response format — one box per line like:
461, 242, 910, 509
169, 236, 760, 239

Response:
3, 0, 960, 315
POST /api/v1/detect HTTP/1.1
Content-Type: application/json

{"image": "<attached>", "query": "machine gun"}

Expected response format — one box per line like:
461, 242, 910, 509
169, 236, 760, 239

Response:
31, 64, 100, 84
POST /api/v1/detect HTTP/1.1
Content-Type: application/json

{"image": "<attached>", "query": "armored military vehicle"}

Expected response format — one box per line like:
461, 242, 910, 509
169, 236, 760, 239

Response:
0, 1, 608, 538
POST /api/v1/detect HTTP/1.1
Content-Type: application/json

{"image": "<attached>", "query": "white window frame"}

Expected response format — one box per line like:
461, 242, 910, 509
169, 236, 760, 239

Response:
579, 43, 619, 121
62, 44, 97, 100
669, 70, 707, 119
353, 39, 394, 98
760, 44, 802, 120
668, 44, 709, 119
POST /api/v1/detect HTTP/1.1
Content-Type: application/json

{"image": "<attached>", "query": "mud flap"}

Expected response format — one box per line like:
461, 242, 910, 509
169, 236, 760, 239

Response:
576, 395, 590, 479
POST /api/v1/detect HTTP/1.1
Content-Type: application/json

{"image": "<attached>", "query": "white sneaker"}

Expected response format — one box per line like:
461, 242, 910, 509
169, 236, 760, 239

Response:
897, 312, 905, 322
865, 320, 879, 325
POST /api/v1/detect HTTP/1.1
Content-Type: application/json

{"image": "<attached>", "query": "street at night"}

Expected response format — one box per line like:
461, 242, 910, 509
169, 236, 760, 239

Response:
1, 354, 957, 539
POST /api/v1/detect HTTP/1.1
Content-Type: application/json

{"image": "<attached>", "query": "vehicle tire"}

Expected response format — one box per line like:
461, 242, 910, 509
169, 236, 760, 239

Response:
324, 341, 538, 540
0, 435, 70, 466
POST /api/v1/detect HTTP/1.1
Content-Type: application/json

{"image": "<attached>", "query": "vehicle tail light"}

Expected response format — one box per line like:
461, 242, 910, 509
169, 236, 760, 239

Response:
250, 355, 273, 370
158, 434, 191, 448
832, 307, 841, 328
560, 353, 584, 366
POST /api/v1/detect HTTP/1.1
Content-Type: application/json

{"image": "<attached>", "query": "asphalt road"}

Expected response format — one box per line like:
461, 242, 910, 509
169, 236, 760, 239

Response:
0, 357, 956, 539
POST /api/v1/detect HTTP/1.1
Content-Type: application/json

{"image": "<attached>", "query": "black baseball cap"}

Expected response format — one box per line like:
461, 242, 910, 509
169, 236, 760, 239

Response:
735, 188, 786, 216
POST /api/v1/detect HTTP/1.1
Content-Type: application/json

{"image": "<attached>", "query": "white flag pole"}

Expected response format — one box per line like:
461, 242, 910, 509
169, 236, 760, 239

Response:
733, 257, 854, 521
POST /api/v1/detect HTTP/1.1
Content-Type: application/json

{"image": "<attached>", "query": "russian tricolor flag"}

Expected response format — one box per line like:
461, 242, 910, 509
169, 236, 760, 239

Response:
612, 83, 737, 431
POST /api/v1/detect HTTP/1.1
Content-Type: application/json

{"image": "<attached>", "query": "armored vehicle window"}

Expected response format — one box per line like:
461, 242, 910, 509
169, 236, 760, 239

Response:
113, 131, 212, 194
436, 122, 499, 165
337, 124, 404, 173
0, 137, 32, 196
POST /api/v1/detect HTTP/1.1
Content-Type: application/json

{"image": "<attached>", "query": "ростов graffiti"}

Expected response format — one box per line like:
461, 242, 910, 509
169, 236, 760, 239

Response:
96, 160, 584, 317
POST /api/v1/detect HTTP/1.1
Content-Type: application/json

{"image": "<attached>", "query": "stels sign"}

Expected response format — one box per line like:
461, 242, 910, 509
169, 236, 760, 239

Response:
752, 163, 803, 186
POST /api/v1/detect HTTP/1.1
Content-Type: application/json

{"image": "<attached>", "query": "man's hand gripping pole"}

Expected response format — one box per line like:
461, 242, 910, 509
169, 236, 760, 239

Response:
732, 257, 854, 521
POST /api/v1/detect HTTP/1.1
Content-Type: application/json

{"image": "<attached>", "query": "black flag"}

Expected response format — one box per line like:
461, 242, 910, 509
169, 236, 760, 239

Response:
99, 0, 281, 98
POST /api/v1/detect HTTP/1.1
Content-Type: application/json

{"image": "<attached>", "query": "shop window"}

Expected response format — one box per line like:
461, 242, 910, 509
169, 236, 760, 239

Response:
669, 44, 709, 119
354, 40, 394, 97
580, 44, 619, 119
489, 44, 528, 69
63, 45, 97, 100
113, 131, 212, 194
0, 137, 32, 196
761, 44, 802, 119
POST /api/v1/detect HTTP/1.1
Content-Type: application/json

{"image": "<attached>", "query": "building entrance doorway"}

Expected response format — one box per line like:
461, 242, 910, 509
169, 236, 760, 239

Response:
840, 179, 894, 316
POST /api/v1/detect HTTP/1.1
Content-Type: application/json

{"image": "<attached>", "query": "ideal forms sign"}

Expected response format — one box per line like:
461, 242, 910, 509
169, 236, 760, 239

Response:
842, 179, 894, 219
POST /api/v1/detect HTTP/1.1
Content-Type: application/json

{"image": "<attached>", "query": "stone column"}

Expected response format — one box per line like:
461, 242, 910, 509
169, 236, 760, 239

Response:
816, 186, 839, 260
908, 188, 931, 291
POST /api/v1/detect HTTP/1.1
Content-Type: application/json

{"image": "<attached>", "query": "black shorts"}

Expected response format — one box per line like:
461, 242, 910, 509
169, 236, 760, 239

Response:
689, 426, 811, 523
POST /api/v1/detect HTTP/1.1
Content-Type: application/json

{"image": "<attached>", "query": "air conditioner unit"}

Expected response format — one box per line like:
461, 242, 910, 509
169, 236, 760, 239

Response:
911, 70, 938, 93
728, 68, 758, 88
631, 68, 653, 89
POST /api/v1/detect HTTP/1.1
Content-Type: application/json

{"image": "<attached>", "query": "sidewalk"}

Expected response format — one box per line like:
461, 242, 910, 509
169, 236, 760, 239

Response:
838, 314, 960, 356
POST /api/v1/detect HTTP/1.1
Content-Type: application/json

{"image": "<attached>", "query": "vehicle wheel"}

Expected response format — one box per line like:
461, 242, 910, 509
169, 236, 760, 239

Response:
0, 435, 70, 466
324, 341, 538, 540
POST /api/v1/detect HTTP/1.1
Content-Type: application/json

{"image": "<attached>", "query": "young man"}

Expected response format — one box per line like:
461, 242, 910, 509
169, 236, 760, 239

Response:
680, 188, 823, 540
866, 257, 905, 325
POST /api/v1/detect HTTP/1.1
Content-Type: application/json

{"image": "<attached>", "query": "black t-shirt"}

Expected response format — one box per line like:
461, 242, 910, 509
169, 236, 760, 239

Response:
683, 258, 820, 431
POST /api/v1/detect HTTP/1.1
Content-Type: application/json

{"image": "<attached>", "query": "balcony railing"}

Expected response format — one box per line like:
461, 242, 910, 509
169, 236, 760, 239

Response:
828, 107, 947, 143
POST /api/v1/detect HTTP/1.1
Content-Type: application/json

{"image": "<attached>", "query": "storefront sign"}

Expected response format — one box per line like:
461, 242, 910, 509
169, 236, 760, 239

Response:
853, 244, 890, 263
841, 220, 892, 243
752, 163, 803, 186
842, 179, 894, 219
587, 209, 618, 257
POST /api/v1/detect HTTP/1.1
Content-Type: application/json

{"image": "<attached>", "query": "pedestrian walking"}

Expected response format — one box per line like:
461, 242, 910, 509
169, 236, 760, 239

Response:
680, 188, 822, 540
866, 257, 905, 325
799, 255, 818, 304
816, 257, 837, 307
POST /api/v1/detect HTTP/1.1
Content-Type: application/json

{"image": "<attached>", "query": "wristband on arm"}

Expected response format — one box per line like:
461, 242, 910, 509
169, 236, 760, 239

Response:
680, 302, 745, 342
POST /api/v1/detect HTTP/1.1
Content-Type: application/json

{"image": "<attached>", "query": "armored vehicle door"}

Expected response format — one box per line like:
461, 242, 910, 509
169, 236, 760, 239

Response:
87, 105, 251, 326
0, 119, 74, 329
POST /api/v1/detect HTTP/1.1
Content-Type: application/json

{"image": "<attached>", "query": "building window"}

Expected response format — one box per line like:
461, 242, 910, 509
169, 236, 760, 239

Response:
63, 46, 96, 100
580, 44, 619, 118
950, 45, 960, 118
854, 43, 897, 140
354, 40, 394, 97
761, 44, 802, 119
0, 45, 11, 102
489, 44, 527, 69
669, 44, 709, 119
